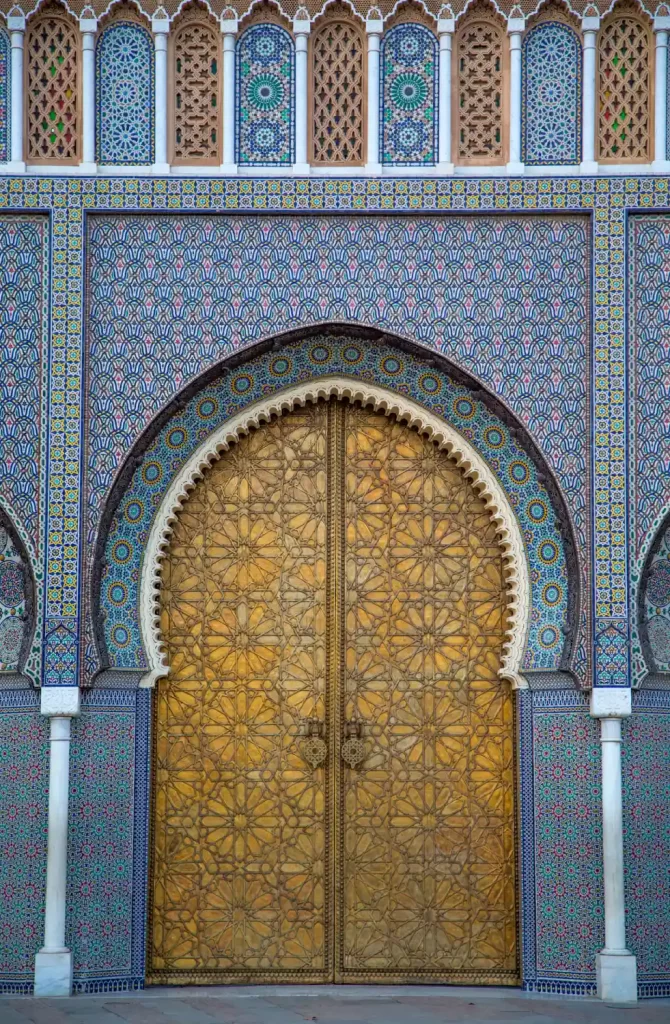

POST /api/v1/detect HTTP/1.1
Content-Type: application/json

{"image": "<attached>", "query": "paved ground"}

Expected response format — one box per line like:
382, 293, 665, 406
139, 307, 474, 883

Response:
2, 986, 670, 1024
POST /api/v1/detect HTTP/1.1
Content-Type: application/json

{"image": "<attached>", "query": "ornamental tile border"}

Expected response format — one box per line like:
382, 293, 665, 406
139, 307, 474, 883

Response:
0, 173, 664, 688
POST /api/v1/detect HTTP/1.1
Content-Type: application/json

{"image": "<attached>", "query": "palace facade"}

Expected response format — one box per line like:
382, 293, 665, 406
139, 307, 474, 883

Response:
0, 0, 669, 1007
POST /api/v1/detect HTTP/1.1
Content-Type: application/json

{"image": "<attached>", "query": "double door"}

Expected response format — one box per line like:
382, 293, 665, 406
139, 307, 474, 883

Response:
149, 399, 517, 984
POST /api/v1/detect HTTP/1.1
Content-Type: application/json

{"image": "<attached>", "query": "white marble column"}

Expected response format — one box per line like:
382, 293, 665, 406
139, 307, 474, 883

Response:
365, 16, 383, 173
152, 11, 170, 174
437, 15, 454, 173
580, 15, 599, 174
34, 688, 80, 998
590, 688, 638, 1004
293, 14, 310, 174
7, 10, 25, 171
653, 16, 670, 170
79, 14, 97, 172
507, 15, 524, 174
221, 15, 238, 173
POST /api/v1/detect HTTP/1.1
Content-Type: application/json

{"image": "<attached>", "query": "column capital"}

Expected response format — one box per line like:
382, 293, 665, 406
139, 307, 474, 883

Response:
220, 14, 239, 35
7, 12, 25, 32
590, 687, 632, 719
152, 12, 170, 36
40, 686, 81, 718
293, 17, 311, 36
366, 16, 384, 37
582, 15, 601, 33
437, 18, 455, 35
507, 17, 525, 35
654, 15, 670, 32
79, 15, 98, 34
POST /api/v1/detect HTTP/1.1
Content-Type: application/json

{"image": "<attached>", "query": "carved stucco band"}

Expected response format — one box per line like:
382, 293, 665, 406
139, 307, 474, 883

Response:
138, 378, 532, 691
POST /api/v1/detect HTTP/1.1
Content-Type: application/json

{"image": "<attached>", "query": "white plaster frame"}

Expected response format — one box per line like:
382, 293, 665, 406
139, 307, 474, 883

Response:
138, 379, 532, 689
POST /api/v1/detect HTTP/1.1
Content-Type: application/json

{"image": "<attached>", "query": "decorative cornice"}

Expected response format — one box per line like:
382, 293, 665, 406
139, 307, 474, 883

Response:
138, 378, 532, 691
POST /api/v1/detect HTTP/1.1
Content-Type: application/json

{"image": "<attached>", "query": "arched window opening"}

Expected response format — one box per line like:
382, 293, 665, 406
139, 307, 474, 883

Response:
598, 5, 652, 163
311, 8, 365, 165
236, 22, 294, 166
171, 4, 222, 165
522, 12, 581, 165
454, 2, 507, 166
381, 22, 437, 166
96, 9, 154, 165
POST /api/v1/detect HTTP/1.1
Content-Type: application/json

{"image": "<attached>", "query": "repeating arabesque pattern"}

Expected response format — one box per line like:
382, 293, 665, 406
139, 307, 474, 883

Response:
623, 703, 670, 982
381, 23, 437, 166
100, 334, 570, 679
236, 24, 294, 166
67, 708, 135, 984
628, 215, 670, 681
0, 215, 49, 553
0, 698, 48, 992
522, 21, 581, 166
86, 214, 589, 677
532, 707, 604, 981
0, 29, 9, 163
96, 22, 154, 166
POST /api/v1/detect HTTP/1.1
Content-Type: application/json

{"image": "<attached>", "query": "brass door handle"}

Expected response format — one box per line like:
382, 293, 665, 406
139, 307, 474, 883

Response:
300, 718, 327, 769
341, 719, 366, 769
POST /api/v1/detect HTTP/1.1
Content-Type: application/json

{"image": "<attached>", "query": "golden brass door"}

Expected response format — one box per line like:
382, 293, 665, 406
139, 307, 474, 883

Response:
149, 399, 518, 986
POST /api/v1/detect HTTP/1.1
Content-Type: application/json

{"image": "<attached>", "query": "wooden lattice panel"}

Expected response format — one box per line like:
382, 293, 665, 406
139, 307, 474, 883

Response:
311, 19, 365, 165
454, 15, 506, 165
598, 14, 651, 163
26, 8, 79, 163
172, 9, 221, 164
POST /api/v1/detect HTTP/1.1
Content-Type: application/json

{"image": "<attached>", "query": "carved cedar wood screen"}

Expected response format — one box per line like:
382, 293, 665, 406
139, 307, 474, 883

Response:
149, 399, 518, 986
454, 5, 507, 165
597, 8, 652, 163
171, 6, 222, 165
26, 4, 80, 163
311, 13, 365, 165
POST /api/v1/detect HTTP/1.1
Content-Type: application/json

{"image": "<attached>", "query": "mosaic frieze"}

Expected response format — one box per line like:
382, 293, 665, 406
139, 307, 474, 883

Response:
236, 24, 294, 166
532, 704, 603, 984
0, 215, 49, 555
623, 703, 670, 984
381, 23, 437, 166
68, 690, 150, 992
95, 22, 154, 166
0, 695, 47, 993
0, 29, 8, 163
522, 21, 581, 166
99, 332, 571, 676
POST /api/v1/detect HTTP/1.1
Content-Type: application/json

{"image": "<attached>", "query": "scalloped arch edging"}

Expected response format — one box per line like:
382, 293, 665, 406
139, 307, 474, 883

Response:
139, 378, 531, 690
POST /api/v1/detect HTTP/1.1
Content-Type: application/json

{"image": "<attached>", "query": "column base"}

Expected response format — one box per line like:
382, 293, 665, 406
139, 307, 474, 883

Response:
292, 162, 311, 176
506, 161, 525, 175
580, 160, 599, 174
220, 163, 238, 175
152, 162, 171, 175
365, 162, 382, 175
79, 162, 97, 174
436, 162, 455, 175
34, 949, 73, 998
596, 950, 638, 1004
6, 160, 26, 172
652, 159, 670, 173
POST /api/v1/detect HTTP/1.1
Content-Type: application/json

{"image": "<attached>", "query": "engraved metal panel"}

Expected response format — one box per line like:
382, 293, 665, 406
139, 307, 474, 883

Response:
150, 404, 329, 982
150, 399, 517, 985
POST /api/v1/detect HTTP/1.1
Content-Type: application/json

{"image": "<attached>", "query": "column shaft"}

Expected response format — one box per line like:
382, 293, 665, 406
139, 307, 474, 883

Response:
80, 19, 97, 170
222, 22, 237, 172
34, 716, 74, 997
365, 21, 382, 172
8, 15, 25, 169
507, 22, 523, 172
581, 19, 599, 172
152, 17, 169, 172
437, 19, 453, 171
654, 23, 669, 167
293, 19, 310, 173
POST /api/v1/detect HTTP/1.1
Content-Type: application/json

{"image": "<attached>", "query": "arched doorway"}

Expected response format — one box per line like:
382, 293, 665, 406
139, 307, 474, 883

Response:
148, 398, 518, 985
